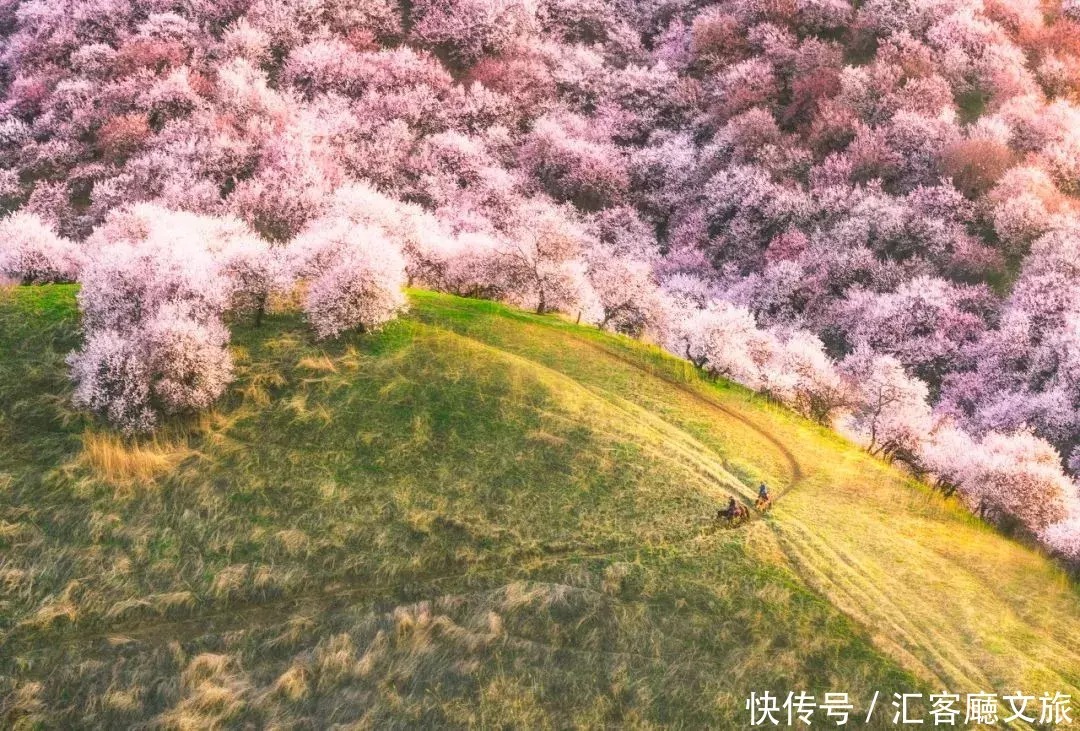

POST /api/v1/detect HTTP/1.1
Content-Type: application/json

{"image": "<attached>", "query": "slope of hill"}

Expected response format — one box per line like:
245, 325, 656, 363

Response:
1, 285, 1078, 728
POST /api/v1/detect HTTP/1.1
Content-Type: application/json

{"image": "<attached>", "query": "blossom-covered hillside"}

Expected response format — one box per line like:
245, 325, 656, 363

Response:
2, 0, 1080, 556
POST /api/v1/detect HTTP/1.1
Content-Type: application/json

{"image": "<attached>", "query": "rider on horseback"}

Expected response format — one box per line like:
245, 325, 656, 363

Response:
756, 482, 772, 511
719, 497, 739, 521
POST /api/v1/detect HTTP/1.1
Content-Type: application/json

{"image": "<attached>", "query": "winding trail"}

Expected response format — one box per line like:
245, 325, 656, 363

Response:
412, 298, 806, 492
2, 317, 808, 656
561, 331, 805, 493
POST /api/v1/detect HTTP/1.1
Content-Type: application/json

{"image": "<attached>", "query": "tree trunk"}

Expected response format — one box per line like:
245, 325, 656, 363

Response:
254, 293, 267, 328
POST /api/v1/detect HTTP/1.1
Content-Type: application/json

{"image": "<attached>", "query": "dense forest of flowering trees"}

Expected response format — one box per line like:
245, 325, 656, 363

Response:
2, 0, 1080, 560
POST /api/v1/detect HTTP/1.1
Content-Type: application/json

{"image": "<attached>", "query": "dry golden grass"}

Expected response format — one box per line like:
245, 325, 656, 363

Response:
273, 528, 311, 557
210, 565, 250, 600
157, 653, 251, 730
105, 592, 197, 622
17, 580, 81, 632
296, 354, 338, 372
272, 664, 311, 701
74, 430, 194, 491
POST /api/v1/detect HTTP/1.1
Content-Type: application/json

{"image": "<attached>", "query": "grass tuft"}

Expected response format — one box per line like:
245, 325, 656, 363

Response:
74, 430, 194, 490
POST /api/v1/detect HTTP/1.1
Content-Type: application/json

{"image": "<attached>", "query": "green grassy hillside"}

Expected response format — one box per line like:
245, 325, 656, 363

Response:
1, 285, 1078, 728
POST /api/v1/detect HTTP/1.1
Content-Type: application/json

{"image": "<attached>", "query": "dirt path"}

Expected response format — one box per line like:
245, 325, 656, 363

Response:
411, 299, 805, 491
561, 332, 805, 492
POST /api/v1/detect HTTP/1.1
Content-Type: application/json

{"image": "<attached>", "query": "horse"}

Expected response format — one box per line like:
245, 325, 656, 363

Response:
755, 495, 772, 513
717, 502, 750, 526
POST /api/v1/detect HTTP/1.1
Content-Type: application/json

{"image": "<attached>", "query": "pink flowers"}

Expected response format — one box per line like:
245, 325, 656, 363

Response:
62, 200, 414, 429
68, 329, 159, 434
0, 212, 83, 284
587, 250, 665, 337
68, 295, 235, 434
1042, 514, 1080, 563
837, 348, 932, 461
493, 199, 600, 318
519, 112, 630, 211
289, 217, 408, 339
68, 206, 247, 432
922, 426, 1078, 534
410, 0, 539, 64
674, 300, 771, 382
0, 0, 1078, 561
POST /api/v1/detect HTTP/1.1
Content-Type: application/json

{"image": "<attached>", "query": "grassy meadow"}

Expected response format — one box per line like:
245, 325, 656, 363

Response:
1, 285, 1078, 728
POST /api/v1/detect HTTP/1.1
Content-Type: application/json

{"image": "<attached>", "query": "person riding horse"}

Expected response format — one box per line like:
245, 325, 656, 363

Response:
718, 497, 747, 523
755, 482, 772, 511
